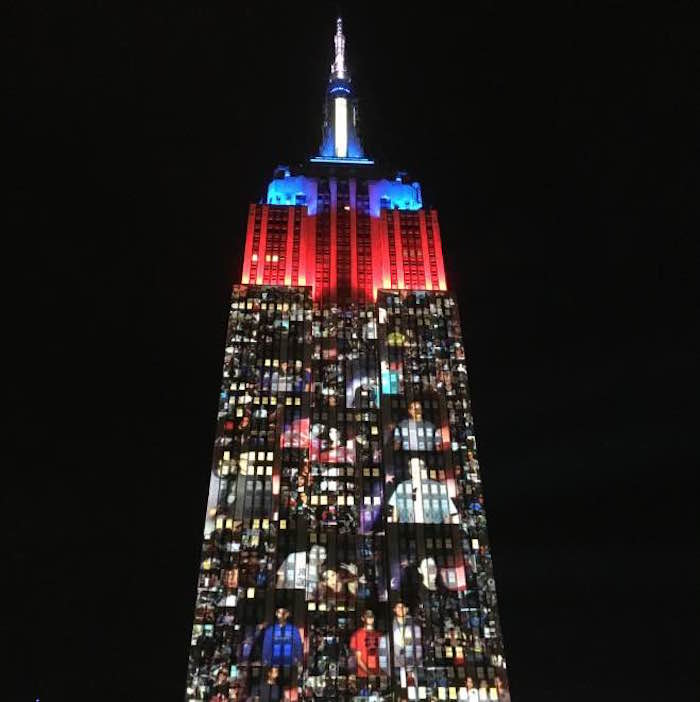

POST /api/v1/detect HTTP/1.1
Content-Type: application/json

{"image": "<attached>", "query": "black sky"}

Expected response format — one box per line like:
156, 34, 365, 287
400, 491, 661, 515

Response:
9, 3, 699, 701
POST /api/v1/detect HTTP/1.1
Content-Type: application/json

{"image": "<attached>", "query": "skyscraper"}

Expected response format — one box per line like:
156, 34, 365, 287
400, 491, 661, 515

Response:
186, 17, 509, 702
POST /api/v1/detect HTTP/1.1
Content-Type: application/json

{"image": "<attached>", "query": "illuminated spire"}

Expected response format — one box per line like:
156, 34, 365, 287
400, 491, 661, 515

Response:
315, 15, 371, 162
331, 16, 346, 80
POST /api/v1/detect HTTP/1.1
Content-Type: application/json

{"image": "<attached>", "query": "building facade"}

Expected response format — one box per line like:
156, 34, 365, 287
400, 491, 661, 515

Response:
186, 18, 510, 702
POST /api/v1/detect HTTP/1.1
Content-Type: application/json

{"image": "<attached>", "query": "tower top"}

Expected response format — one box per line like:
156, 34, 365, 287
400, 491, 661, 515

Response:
314, 16, 372, 164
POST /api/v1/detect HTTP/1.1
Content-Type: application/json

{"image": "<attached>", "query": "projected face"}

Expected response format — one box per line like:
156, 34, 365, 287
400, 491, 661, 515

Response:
407, 401, 423, 421
393, 602, 408, 620
348, 375, 379, 408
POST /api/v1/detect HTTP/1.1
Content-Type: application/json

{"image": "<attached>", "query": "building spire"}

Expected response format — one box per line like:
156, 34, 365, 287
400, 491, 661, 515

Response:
314, 15, 371, 162
331, 16, 346, 80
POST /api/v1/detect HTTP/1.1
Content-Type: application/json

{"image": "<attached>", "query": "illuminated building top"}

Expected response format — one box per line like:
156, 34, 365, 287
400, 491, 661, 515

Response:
248, 18, 444, 304
250, 163, 445, 303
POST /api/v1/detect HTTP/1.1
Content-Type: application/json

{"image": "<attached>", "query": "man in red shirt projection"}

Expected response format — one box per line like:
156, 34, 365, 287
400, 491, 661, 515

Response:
349, 609, 388, 677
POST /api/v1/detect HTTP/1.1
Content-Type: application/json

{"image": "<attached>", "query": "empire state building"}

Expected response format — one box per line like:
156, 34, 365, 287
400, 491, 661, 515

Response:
186, 17, 510, 702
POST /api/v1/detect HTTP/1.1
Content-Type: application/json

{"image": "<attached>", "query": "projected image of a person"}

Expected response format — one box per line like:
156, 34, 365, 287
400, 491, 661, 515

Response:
391, 601, 422, 668
317, 563, 358, 607
387, 458, 458, 524
418, 556, 467, 592
388, 399, 444, 456
276, 545, 327, 597
261, 607, 303, 667
352, 377, 378, 409
465, 676, 479, 702
247, 665, 282, 702
349, 609, 388, 677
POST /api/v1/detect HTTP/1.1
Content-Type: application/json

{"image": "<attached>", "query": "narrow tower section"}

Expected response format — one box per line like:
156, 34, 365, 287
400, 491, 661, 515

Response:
318, 17, 366, 162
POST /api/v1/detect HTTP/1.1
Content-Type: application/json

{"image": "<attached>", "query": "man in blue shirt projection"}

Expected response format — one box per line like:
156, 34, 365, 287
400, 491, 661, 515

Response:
261, 607, 304, 667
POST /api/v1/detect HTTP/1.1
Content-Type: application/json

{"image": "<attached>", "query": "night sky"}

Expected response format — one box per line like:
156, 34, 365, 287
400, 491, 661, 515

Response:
9, 3, 698, 700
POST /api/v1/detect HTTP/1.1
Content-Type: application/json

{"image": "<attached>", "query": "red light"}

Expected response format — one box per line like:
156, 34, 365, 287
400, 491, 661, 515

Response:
240, 199, 448, 299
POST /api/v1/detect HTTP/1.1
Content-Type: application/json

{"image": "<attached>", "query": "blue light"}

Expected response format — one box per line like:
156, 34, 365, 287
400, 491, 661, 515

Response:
347, 131, 364, 159
368, 179, 423, 216
309, 157, 375, 165
329, 78, 352, 96
381, 370, 402, 395
266, 175, 318, 214
319, 131, 335, 158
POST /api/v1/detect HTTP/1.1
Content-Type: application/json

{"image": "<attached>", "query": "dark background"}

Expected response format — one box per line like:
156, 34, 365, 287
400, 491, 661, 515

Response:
9, 3, 698, 700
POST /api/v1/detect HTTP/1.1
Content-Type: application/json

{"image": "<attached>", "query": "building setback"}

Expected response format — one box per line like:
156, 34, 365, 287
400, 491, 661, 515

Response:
186, 17, 510, 702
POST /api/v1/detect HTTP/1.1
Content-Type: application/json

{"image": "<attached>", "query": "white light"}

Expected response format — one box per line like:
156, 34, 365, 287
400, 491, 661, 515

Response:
335, 97, 347, 158
333, 17, 346, 78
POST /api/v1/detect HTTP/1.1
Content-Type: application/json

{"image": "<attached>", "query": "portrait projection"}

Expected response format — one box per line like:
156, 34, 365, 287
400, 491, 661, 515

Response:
185, 17, 509, 702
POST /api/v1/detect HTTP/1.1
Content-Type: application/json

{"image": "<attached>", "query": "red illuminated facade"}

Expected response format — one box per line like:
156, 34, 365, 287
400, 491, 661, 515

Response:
241, 178, 447, 304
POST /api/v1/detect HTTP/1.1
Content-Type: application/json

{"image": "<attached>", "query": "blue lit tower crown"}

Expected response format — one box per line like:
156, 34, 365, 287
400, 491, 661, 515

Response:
319, 17, 365, 161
